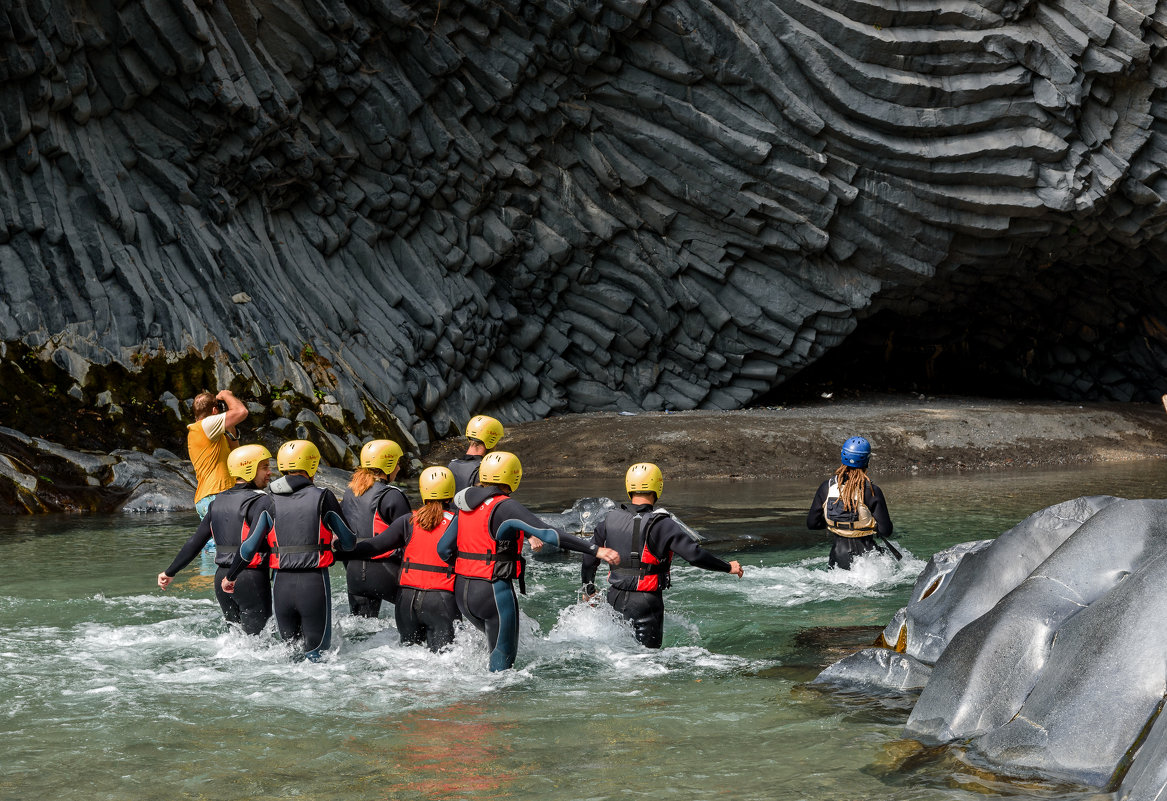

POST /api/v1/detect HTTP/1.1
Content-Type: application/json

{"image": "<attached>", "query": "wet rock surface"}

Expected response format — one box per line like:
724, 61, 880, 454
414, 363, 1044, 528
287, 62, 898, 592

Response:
814, 495, 1167, 795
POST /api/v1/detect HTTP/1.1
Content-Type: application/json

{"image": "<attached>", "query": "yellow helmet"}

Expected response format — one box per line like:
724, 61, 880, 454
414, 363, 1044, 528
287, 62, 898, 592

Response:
360, 439, 403, 474
465, 415, 504, 449
625, 462, 663, 499
228, 444, 272, 482
478, 451, 522, 491
277, 439, 320, 477
419, 466, 456, 501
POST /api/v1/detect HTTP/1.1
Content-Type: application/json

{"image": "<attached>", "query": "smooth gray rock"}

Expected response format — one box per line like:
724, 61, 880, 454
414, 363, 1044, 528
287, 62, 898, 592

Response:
811, 647, 933, 692
888, 495, 1118, 663
818, 496, 1167, 792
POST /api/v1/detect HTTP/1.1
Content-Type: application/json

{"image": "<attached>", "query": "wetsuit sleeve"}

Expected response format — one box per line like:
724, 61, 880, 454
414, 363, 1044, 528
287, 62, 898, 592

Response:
436, 514, 459, 562
580, 519, 606, 584
806, 480, 830, 529
347, 513, 409, 559
227, 510, 273, 581
322, 492, 357, 551
492, 499, 600, 556
163, 515, 214, 577
866, 483, 894, 538
380, 488, 412, 523
655, 518, 733, 572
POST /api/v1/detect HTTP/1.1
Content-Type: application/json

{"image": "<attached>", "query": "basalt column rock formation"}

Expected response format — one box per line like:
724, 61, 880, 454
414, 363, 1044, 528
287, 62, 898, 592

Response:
2, 0, 1167, 452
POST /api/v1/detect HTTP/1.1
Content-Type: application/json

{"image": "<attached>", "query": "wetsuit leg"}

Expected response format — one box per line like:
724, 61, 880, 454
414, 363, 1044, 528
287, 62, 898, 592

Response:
418, 589, 460, 652
394, 586, 426, 646
455, 576, 519, 670
273, 570, 332, 659
214, 566, 243, 625
346, 557, 402, 617
830, 535, 878, 570
607, 588, 665, 648
232, 567, 273, 636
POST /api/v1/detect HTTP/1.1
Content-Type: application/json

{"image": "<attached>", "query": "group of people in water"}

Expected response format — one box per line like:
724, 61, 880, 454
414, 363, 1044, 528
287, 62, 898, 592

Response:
160, 407, 894, 668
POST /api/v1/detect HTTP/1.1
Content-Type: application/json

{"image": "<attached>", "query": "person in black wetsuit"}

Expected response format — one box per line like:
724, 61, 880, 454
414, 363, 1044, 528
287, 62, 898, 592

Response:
222, 439, 356, 661
341, 439, 411, 618
158, 444, 273, 635
347, 466, 461, 651
435, 451, 620, 671
581, 462, 743, 649
806, 436, 895, 570
447, 415, 504, 492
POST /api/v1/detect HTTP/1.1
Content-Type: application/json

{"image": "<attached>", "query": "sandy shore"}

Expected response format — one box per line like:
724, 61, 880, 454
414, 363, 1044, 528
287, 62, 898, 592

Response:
425, 396, 1167, 480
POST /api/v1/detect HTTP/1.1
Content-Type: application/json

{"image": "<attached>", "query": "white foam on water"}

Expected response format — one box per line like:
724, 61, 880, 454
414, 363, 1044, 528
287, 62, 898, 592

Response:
718, 548, 928, 607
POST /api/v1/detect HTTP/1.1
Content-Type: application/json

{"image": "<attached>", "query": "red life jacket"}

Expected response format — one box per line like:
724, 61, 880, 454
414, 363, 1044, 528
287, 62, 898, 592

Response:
454, 495, 523, 581
605, 507, 672, 592
267, 484, 334, 570
400, 511, 456, 591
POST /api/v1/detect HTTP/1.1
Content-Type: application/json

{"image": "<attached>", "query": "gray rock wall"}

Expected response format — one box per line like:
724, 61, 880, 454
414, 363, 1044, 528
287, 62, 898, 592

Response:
1, 0, 1166, 447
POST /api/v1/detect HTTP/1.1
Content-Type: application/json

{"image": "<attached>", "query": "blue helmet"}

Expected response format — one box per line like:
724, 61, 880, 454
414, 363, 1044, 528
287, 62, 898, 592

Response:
840, 436, 871, 469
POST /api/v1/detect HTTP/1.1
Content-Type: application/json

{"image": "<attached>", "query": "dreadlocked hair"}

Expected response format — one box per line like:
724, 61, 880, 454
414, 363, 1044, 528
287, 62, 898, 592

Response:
834, 465, 871, 512
412, 500, 447, 531
349, 467, 385, 497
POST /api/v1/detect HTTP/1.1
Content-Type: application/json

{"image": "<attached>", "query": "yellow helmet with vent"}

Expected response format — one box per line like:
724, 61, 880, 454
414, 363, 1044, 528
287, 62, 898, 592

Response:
419, 466, 456, 501
360, 439, 403, 474
228, 444, 272, 482
465, 415, 504, 449
625, 462, 663, 499
478, 451, 522, 491
277, 439, 320, 477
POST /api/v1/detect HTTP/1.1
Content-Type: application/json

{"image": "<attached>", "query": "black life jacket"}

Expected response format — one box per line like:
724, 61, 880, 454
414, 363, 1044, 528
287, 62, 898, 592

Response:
341, 482, 406, 560
447, 455, 482, 492
269, 483, 335, 570
604, 506, 672, 592
208, 485, 269, 568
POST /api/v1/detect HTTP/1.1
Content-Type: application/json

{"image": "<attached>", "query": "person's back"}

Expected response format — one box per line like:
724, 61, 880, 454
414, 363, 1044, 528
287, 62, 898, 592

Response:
448, 415, 504, 492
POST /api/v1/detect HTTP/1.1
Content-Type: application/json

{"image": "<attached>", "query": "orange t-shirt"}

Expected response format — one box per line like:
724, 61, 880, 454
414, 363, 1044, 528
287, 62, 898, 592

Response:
187, 414, 234, 502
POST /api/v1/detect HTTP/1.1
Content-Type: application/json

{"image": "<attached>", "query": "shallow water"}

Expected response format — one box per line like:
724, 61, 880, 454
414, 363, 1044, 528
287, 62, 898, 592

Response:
3, 461, 1164, 801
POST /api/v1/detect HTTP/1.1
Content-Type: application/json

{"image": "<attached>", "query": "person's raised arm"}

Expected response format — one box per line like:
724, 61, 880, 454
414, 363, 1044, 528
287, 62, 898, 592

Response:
216, 390, 248, 431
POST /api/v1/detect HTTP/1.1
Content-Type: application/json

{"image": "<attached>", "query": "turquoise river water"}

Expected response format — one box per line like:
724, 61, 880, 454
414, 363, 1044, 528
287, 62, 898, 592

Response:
3, 461, 1166, 801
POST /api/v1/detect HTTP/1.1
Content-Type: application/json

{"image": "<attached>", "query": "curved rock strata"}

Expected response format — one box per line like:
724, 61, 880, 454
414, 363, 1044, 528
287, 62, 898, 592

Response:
814, 496, 1167, 795
1, 0, 1167, 451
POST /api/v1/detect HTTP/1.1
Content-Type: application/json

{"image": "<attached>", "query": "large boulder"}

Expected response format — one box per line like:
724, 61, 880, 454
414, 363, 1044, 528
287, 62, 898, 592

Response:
815, 496, 1167, 794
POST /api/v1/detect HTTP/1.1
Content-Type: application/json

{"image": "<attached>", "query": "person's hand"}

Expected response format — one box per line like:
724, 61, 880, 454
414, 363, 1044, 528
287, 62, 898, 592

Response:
157, 572, 172, 590
581, 582, 598, 605
221, 578, 236, 594
728, 561, 743, 578
596, 547, 619, 566
528, 537, 544, 551
215, 389, 236, 400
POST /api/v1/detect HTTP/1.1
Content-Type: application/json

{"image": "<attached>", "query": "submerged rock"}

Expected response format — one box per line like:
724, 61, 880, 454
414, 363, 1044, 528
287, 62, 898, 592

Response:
815, 495, 1167, 794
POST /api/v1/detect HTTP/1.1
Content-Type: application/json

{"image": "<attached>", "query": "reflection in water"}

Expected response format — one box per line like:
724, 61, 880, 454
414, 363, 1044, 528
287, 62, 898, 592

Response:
359, 702, 515, 800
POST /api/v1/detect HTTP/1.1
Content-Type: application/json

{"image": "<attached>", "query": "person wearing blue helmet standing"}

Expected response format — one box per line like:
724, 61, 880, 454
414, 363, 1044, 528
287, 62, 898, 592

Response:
806, 436, 895, 569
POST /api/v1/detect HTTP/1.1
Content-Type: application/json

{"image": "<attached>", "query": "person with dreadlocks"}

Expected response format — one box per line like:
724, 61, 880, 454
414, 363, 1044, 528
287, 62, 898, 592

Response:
806, 436, 895, 570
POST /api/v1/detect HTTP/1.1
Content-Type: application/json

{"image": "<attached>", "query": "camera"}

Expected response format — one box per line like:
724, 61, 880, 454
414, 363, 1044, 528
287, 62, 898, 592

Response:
214, 399, 228, 413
